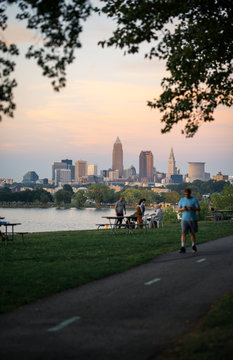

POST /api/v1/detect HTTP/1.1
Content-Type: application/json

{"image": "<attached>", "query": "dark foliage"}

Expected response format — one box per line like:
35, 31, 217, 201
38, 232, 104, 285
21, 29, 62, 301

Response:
1, 0, 232, 135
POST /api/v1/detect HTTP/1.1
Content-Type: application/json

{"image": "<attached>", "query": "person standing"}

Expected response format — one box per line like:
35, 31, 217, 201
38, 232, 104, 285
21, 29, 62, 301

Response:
178, 188, 200, 253
140, 198, 146, 217
114, 196, 126, 227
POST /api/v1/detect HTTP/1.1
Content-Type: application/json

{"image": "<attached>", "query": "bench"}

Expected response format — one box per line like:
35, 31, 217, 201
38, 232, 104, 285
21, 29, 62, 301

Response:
16, 232, 29, 242
96, 223, 133, 234
206, 216, 216, 221
96, 224, 111, 232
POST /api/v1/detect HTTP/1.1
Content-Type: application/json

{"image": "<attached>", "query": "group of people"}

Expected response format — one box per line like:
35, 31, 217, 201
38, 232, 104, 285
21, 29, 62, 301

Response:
114, 187, 201, 254
114, 197, 163, 230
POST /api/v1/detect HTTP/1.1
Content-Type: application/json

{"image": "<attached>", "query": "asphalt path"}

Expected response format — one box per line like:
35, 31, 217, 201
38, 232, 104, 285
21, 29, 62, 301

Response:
1, 235, 233, 360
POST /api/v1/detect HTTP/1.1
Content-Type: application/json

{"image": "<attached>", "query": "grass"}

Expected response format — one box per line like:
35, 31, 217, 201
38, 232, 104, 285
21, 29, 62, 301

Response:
1, 221, 233, 314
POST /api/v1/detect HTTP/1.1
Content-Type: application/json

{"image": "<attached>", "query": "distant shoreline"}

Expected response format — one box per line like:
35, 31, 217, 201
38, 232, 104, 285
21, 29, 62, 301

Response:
0, 203, 154, 210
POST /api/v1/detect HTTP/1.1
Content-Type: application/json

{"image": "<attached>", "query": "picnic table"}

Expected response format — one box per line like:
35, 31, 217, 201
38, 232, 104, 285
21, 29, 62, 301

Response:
206, 210, 233, 223
98, 215, 147, 234
215, 210, 233, 221
0, 221, 22, 242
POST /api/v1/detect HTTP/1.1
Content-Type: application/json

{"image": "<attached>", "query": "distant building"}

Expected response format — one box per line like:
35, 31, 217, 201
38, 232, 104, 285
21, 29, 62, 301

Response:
212, 171, 229, 182
188, 162, 205, 182
168, 147, 177, 176
188, 162, 210, 182
88, 164, 98, 176
55, 169, 71, 186
155, 172, 166, 183
41, 178, 48, 185
0, 178, 13, 185
52, 162, 67, 181
101, 169, 109, 178
139, 151, 153, 182
171, 174, 183, 184
75, 161, 88, 181
112, 137, 123, 177
109, 169, 120, 180
61, 159, 75, 181
123, 166, 137, 179
23, 171, 39, 183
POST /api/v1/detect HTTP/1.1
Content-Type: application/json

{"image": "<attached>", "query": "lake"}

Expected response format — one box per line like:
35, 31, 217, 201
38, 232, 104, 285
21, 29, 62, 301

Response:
0, 207, 121, 232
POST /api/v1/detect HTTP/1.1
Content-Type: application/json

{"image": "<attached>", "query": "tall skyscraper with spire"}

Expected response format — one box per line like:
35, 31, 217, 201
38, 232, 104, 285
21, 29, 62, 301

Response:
112, 137, 123, 176
168, 147, 177, 176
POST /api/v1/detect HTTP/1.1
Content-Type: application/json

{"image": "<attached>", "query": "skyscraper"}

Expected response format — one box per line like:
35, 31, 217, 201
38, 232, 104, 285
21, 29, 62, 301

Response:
112, 137, 123, 177
62, 159, 75, 181
75, 161, 88, 181
52, 162, 67, 181
55, 168, 71, 186
88, 164, 98, 176
139, 151, 153, 181
168, 147, 177, 176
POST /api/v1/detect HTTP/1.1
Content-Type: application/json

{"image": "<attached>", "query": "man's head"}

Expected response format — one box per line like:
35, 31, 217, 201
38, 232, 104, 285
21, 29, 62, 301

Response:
120, 197, 124, 202
184, 188, 191, 198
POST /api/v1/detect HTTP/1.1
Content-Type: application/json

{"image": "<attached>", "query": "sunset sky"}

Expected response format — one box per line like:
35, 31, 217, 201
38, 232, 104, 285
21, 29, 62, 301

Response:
1, 5, 233, 182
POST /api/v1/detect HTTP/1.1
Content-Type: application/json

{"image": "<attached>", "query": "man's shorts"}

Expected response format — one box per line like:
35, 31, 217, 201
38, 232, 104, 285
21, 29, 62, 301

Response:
181, 220, 198, 234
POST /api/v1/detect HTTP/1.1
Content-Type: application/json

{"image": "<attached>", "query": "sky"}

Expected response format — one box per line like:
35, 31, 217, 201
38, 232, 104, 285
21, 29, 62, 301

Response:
1, 5, 233, 182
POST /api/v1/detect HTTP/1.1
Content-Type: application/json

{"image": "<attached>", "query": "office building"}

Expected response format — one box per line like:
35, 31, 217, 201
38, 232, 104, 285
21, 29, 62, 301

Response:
62, 159, 75, 181
139, 151, 154, 181
88, 164, 98, 176
55, 169, 71, 186
52, 162, 67, 181
112, 137, 123, 177
75, 161, 88, 181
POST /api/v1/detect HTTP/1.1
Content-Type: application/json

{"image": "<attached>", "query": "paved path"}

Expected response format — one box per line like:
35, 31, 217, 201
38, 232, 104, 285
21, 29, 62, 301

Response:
1, 235, 233, 360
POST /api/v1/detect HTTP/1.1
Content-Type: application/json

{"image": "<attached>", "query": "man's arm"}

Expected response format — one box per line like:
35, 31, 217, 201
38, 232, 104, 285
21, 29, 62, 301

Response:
178, 200, 185, 212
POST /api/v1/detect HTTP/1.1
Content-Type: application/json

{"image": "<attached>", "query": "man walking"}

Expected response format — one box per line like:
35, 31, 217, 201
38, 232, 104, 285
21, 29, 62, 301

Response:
178, 188, 200, 253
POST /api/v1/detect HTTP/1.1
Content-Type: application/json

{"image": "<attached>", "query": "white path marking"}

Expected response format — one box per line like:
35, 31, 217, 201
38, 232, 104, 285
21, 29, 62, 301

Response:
196, 258, 206, 263
145, 278, 161, 286
48, 316, 80, 332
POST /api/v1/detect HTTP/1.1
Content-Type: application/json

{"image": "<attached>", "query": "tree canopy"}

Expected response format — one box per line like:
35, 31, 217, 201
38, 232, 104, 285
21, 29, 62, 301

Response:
1, 0, 232, 136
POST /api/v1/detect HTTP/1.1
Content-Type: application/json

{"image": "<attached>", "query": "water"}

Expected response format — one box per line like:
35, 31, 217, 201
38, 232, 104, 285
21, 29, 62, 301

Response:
0, 207, 118, 233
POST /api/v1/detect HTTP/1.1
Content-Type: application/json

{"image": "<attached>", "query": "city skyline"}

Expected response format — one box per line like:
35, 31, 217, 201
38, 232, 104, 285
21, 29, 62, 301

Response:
2, 143, 231, 184
1, 7, 233, 182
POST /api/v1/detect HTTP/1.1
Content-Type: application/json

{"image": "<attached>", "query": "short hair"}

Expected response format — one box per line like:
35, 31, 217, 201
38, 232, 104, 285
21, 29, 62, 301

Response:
184, 188, 191, 194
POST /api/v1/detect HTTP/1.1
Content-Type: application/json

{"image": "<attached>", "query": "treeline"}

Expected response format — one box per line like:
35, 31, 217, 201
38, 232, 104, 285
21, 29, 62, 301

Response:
0, 182, 232, 211
167, 179, 229, 198
0, 187, 53, 204
0, 184, 164, 208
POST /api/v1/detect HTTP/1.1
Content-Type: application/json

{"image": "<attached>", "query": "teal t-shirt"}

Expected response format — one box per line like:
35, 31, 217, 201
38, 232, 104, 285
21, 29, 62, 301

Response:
178, 197, 200, 221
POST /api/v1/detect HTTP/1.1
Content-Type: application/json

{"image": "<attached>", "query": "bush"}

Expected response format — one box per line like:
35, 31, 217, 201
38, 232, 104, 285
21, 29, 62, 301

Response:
163, 207, 179, 224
